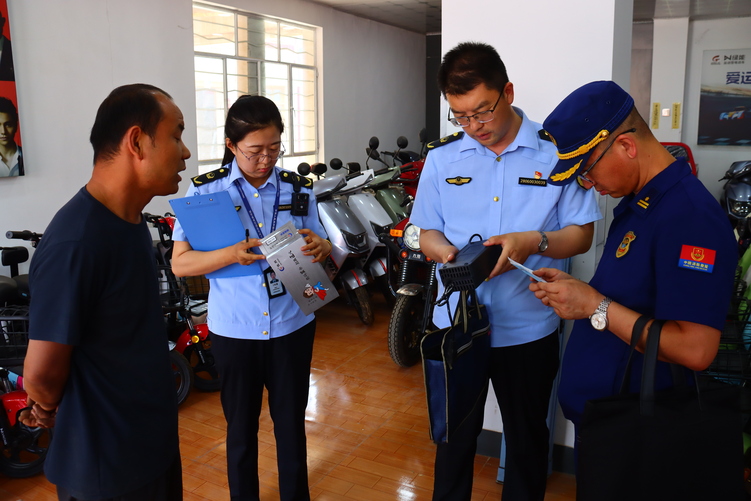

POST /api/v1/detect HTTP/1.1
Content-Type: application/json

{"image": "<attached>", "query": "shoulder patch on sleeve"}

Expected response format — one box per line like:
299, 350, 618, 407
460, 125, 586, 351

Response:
279, 170, 313, 189
191, 167, 230, 187
538, 129, 553, 142
427, 131, 464, 150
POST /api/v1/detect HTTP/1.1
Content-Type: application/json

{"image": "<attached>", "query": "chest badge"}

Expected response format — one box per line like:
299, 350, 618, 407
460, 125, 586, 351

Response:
446, 176, 471, 186
616, 231, 636, 258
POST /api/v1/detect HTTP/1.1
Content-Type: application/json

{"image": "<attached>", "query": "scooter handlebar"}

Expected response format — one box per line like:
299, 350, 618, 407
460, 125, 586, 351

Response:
6, 230, 43, 242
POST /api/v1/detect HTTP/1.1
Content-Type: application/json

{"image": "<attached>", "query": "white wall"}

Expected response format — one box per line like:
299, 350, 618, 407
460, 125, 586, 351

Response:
1, 0, 197, 273
684, 16, 751, 199
0, 0, 425, 276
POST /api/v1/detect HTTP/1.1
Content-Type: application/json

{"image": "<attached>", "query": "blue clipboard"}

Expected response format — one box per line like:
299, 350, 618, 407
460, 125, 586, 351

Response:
169, 191, 261, 278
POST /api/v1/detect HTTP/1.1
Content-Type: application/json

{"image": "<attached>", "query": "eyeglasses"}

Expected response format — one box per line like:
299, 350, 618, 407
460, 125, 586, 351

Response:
578, 128, 636, 184
448, 93, 503, 128
236, 144, 285, 164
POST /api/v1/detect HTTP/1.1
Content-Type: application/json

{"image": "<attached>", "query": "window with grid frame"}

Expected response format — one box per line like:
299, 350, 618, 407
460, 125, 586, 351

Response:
193, 2, 318, 173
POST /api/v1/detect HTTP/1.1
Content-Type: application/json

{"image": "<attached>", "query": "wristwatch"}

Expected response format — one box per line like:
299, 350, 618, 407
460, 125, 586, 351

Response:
590, 297, 612, 331
537, 231, 549, 253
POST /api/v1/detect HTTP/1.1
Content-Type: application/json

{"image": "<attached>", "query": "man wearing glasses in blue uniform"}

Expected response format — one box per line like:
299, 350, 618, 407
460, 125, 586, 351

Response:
410, 42, 601, 501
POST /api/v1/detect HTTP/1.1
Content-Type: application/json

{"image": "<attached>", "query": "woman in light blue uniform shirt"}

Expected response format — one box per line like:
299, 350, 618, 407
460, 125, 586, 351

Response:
171, 95, 331, 501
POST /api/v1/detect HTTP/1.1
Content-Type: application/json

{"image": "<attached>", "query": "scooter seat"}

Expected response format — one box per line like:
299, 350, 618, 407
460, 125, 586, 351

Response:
13, 275, 30, 303
0, 276, 19, 305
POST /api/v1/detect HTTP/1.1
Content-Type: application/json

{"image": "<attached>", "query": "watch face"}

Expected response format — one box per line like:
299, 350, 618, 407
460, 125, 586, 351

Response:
591, 312, 607, 331
538, 232, 548, 252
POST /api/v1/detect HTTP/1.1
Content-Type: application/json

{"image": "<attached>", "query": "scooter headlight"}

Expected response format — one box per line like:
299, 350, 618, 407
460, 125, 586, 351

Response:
730, 200, 751, 218
341, 230, 369, 253
403, 223, 421, 251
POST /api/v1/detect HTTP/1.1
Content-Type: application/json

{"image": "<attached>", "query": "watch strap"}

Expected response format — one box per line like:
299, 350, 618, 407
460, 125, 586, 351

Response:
595, 296, 612, 316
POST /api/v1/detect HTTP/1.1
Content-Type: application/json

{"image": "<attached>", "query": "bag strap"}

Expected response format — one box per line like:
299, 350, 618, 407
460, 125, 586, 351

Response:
640, 319, 667, 416
619, 314, 653, 394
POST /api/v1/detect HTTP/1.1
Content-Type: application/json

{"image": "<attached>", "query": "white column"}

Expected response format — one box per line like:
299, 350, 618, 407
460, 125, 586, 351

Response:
650, 18, 690, 143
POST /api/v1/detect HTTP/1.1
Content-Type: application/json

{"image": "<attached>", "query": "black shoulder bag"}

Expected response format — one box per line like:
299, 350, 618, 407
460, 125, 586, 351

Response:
577, 316, 745, 500
420, 289, 491, 444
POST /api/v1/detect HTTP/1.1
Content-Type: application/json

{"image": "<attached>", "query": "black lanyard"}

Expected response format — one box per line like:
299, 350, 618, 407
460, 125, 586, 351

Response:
233, 171, 280, 239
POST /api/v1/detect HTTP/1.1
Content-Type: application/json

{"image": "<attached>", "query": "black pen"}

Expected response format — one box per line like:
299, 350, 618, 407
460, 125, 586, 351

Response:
245, 229, 251, 253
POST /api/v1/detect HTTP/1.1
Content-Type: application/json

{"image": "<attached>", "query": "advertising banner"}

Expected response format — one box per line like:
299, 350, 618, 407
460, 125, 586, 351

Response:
0, 0, 21, 178
698, 49, 751, 146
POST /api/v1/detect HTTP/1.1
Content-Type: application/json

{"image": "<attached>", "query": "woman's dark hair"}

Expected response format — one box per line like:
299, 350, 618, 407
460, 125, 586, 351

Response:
89, 83, 171, 164
222, 95, 284, 166
437, 42, 509, 97
0, 97, 18, 123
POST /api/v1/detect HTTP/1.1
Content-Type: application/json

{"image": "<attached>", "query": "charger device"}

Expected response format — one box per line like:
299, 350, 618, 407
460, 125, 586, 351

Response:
438, 235, 502, 292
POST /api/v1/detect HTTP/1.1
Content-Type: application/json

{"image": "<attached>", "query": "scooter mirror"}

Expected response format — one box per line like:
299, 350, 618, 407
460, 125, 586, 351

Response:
330, 158, 343, 170
397, 136, 408, 149
312, 162, 328, 176
367, 148, 380, 160
419, 128, 428, 143
297, 162, 311, 176
347, 162, 361, 174
369, 136, 380, 150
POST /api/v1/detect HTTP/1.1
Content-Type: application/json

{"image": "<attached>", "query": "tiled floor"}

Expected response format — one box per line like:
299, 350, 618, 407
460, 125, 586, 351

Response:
0, 293, 575, 500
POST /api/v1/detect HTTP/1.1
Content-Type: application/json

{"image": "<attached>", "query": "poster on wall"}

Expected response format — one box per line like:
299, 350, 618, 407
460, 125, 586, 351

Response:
698, 49, 751, 146
0, 0, 21, 178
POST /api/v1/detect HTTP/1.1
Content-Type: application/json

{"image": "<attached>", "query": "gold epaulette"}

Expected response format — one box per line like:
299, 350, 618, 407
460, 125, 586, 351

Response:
279, 170, 313, 189
427, 132, 464, 150
191, 167, 230, 186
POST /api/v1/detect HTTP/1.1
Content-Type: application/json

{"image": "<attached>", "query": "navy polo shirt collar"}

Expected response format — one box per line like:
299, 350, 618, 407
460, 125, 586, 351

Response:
613, 159, 691, 219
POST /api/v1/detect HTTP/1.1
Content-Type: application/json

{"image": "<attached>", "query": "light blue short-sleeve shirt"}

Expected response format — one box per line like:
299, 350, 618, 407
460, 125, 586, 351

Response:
410, 108, 602, 347
172, 160, 327, 340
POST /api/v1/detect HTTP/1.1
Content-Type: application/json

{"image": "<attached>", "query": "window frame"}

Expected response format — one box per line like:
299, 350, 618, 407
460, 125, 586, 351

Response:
193, 2, 319, 171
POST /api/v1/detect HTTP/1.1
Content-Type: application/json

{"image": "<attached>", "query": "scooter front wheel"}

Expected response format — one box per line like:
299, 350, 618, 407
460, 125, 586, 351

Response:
388, 293, 426, 367
0, 424, 52, 478
169, 350, 193, 406
347, 286, 373, 326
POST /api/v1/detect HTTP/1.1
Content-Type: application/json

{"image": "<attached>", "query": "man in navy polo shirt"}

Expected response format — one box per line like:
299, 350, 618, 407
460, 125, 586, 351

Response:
530, 81, 736, 445
22, 84, 190, 500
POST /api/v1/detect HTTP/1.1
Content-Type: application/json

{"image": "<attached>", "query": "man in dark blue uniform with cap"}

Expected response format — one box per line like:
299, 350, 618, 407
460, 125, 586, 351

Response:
529, 80, 736, 455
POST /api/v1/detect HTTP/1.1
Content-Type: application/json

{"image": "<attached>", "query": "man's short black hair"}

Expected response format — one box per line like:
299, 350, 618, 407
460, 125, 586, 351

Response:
437, 42, 509, 96
0, 96, 18, 123
89, 83, 172, 164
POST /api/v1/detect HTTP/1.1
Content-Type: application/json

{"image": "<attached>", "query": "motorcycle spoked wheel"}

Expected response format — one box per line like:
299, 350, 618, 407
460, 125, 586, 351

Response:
346, 286, 373, 326
388, 293, 428, 367
0, 424, 53, 478
183, 337, 220, 392
169, 350, 194, 406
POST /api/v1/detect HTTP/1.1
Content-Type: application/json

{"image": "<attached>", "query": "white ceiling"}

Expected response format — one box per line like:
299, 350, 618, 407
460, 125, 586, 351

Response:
306, 0, 751, 34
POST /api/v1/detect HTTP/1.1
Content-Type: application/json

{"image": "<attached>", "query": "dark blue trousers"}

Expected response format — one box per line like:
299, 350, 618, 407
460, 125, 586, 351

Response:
212, 321, 316, 501
432, 331, 559, 501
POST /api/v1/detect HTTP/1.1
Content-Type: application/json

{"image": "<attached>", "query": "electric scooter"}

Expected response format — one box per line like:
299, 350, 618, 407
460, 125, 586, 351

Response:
299, 162, 374, 325
329, 156, 395, 305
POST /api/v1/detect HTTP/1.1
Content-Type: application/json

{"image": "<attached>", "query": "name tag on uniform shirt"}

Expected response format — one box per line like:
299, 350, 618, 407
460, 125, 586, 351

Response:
518, 177, 547, 187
